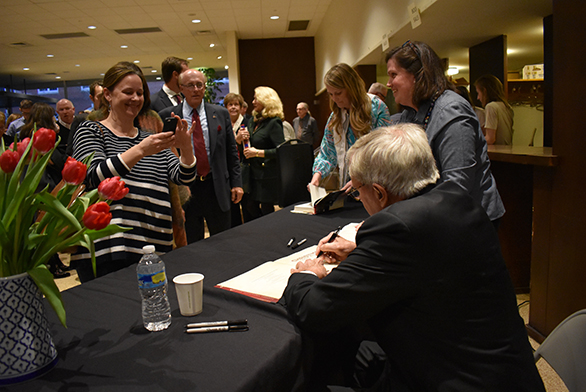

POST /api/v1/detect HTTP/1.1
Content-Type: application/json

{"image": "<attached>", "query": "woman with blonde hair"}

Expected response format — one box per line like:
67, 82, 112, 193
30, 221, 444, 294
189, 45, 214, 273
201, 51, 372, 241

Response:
239, 86, 285, 221
311, 63, 392, 189
474, 75, 514, 145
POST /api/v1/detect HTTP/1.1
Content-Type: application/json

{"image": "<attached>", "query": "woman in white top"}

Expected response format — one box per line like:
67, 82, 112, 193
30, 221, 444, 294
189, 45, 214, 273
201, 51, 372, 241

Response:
474, 75, 514, 145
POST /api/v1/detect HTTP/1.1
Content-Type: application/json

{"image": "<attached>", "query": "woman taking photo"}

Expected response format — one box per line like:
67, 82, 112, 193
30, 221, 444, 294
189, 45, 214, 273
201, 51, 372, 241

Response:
385, 40, 504, 225
72, 61, 196, 282
474, 74, 514, 145
239, 86, 285, 221
311, 63, 392, 190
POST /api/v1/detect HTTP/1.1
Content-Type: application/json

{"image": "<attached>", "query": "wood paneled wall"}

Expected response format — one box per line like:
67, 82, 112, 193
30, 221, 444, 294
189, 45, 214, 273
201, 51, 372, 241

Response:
238, 37, 316, 127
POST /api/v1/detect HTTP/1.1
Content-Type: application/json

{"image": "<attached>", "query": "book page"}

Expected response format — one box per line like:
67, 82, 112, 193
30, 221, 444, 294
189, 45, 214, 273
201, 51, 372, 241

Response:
308, 184, 327, 204
216, 223, 361, 302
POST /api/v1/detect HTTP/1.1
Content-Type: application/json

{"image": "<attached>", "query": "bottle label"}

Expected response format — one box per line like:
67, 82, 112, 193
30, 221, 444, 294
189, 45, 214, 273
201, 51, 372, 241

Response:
138, 271, 167, 289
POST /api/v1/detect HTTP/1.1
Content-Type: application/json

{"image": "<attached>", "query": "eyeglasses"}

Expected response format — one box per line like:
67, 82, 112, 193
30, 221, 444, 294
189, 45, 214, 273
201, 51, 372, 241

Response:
401, 40, 421, 60
181, 82, 205, 90
348, 184, 363, 200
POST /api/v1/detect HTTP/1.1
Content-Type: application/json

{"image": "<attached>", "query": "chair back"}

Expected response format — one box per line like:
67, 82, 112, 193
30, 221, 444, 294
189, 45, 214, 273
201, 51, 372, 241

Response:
276, 139, 313, 208
534, 309, 586, 392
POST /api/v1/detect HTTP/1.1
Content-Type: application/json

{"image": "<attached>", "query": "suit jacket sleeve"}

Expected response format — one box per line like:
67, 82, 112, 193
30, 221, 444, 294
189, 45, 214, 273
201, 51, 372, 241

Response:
150, 89, 173, 113
284, 211, 422, 333
219, 106, 242, 188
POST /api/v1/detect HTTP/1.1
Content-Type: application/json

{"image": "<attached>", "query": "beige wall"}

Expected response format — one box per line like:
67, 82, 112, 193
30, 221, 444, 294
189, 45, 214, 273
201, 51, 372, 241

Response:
313, 0, 437, 92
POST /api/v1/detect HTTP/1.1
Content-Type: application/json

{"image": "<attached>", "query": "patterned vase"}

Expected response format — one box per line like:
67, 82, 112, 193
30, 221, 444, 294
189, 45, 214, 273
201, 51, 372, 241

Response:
0, 272, 58, 385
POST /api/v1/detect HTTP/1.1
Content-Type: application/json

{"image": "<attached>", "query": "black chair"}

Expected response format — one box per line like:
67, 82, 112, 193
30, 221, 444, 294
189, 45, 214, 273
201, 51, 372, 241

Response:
276, 139, 313, 208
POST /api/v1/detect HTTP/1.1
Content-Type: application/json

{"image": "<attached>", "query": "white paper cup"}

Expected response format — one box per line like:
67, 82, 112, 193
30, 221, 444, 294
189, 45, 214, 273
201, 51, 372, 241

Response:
173, 273, 204, 316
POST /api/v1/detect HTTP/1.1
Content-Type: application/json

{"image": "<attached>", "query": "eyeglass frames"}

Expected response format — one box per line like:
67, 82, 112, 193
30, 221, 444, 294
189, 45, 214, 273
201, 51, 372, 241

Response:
348, 184, 364, 200
401, 40, 421, 60
181, 82, 206, 90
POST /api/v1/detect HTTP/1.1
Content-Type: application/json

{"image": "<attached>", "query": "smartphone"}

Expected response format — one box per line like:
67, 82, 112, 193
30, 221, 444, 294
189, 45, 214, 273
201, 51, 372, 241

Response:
162, 117, 178, 133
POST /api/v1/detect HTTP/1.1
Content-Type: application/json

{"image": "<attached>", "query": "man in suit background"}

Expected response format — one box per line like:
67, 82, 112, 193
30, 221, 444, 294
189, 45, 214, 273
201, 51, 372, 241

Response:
66, 80, 103, 155
56, 98, 75, 150
150, 56, 189, 113
283, 124, 545, 391
159, 69, 243, 243
292, 101, 319, 147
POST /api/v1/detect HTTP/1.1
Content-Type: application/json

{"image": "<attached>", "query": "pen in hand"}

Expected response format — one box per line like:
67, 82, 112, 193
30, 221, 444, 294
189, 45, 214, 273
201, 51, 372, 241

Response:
317, 226, 342, 258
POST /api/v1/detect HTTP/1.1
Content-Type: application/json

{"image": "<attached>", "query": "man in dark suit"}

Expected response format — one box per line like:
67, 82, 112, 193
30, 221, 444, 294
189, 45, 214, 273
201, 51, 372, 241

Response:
56, 98, 75, 150
283, 124, 545, 391
159, 69, 243, 243
150, 56, 189, 113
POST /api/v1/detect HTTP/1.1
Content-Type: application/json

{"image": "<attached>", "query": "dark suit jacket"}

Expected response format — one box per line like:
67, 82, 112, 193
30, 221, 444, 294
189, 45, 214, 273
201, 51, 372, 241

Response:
158, 102, 241, 212
150, 89, 174, 113
283, 181, 545, 392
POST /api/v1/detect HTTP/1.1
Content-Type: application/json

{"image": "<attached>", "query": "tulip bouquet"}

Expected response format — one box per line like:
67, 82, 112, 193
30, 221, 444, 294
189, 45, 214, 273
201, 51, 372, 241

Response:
0, 127, 130, 327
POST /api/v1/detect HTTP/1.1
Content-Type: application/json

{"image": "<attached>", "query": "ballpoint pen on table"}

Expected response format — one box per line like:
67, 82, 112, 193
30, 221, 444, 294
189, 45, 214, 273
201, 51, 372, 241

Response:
185, 325, 249, 334
186, 319, 247, 329
316, 226, 342, 258
291, 238, 307, 250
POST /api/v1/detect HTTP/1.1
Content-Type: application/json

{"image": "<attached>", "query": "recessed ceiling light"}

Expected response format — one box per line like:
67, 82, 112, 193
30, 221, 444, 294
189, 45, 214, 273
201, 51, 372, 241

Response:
187, 57, 193, 60
270, 15, 279, 20
156, 77, 161, 80
134, 60, 140, 63
209, 43, 215, 48
217, 55, 222, 59
56, 76, 61, 79
121, 45, 128, 49
23, 67, 29, 71
47, 54, 54, 58
100, 73, 105, 76
75, 64, 80, 67
192, 19, 201, 24
224, 65, 229, 69
88, 25, 97, 30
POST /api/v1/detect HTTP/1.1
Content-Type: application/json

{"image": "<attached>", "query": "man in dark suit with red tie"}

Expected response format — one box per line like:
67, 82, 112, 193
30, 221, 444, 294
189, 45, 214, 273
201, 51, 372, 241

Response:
150, 56, 189, 113
158, 69, 242, 243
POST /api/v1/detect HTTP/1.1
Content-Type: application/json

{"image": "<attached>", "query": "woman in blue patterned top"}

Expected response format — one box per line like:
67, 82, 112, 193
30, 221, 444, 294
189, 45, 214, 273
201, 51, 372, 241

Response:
72, 62, 196, 282
311, 63, 392, 190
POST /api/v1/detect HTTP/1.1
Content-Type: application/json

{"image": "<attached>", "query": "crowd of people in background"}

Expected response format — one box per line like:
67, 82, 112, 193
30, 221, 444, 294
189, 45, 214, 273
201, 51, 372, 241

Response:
1, 45, 511, 279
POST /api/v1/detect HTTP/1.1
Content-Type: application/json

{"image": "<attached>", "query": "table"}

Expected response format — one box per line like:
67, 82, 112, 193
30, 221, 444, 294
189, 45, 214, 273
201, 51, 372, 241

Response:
8, 201, 368, 392
484, 145, 558, 294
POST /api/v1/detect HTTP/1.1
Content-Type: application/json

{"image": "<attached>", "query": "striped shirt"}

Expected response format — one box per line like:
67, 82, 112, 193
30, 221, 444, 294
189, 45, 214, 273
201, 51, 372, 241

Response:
71, 121, 196, 266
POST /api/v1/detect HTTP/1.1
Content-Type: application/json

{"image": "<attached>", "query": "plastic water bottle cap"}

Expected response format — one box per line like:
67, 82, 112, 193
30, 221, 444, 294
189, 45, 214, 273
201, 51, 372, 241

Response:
142, 245, 156, 254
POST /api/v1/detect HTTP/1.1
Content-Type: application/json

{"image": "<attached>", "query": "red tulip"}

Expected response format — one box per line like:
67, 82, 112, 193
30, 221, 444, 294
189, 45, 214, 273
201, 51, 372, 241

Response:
9, 138, 30, 159
62, 157, 87, 185
98, 176, 129, 201
0, 150, 20, 173
32, 128, 56, 154
82, 202, 112, 230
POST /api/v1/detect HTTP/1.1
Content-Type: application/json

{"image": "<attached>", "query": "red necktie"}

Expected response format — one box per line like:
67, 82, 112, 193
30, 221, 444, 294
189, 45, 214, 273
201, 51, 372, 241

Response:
192, 110, 210, 177
176, 94, 182, 104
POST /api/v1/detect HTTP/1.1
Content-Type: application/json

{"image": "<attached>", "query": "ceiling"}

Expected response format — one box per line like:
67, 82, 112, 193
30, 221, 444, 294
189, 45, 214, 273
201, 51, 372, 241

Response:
0, 0, 552, 89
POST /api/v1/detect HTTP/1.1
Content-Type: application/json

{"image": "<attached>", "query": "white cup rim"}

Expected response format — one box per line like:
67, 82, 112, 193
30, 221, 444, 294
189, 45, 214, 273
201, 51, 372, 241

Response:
173, 273, 204, 285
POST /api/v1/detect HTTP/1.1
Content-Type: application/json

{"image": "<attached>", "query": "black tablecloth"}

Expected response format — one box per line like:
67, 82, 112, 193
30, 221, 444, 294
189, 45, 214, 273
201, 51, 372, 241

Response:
8, 201, 368, 392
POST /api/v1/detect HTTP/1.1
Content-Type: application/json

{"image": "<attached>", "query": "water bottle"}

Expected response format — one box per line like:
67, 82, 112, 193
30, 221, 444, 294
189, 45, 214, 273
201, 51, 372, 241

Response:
241, 123, 250, 149
137, 245, 171, 331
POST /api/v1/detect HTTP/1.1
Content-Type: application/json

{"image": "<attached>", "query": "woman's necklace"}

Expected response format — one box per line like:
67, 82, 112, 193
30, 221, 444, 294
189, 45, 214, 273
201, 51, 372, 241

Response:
423, 91, 441, 130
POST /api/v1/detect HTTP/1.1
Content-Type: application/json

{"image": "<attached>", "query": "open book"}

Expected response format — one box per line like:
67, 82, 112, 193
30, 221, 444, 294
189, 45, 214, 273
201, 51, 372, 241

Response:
292, 184, 346, 215
215, 223, 360, 302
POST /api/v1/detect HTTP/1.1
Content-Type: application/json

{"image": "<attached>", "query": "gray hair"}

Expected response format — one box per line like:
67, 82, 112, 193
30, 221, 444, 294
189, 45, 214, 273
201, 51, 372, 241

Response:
368, 82, 388, 97
348, 124, 439, 198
